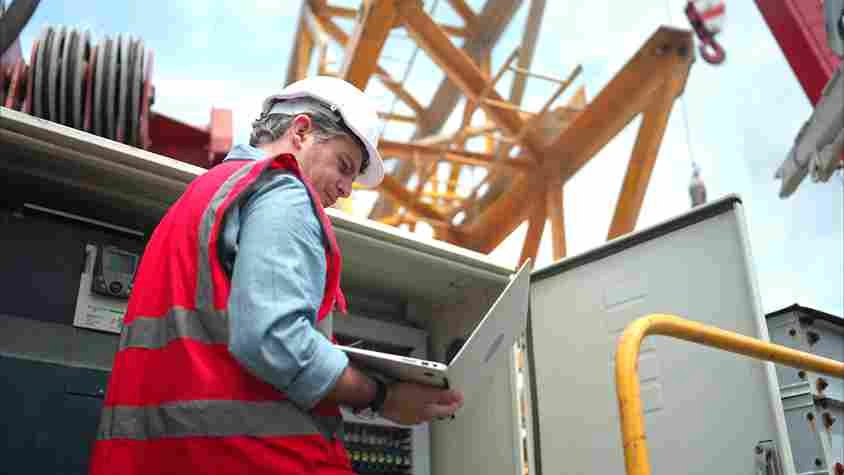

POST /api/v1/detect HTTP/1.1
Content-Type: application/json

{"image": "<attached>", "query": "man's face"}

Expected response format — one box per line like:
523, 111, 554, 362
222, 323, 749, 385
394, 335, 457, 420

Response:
298, 133, 363, 208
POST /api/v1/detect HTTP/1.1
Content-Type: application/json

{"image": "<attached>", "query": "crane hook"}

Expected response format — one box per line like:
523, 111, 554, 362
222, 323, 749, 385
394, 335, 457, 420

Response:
699, 37, 726, 64
685, 0, 727, 65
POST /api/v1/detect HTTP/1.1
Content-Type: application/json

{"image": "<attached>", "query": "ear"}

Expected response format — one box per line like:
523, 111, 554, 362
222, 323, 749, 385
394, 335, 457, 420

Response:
290, 114, 313, 150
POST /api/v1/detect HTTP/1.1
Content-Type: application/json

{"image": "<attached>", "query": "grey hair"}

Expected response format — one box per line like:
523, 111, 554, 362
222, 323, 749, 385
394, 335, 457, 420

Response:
249, 97, 369, 174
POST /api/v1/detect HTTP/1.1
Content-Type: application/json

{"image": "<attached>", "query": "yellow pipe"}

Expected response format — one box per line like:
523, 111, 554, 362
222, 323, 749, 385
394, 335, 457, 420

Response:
615, 314, 844, 475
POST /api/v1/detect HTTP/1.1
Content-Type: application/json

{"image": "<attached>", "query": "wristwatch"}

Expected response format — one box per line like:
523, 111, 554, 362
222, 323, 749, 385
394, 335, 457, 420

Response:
354, 377, 387, 420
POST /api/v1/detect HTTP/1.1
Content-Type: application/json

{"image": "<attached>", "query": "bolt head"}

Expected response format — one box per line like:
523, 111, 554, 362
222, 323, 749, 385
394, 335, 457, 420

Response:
817, 378, 829, 392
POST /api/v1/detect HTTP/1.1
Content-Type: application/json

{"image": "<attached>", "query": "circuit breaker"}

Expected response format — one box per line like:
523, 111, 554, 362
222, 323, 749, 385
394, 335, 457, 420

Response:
343, 422, 414, 475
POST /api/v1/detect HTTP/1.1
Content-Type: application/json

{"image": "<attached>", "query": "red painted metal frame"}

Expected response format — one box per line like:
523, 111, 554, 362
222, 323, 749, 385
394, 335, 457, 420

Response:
755, 0, 842, 105
208, 107, 233, 166
148, 110, 232, 169
148, 113, 212, 168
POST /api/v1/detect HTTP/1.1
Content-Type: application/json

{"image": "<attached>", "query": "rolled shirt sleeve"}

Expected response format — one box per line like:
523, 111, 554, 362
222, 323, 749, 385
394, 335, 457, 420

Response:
225, 171, 349, 409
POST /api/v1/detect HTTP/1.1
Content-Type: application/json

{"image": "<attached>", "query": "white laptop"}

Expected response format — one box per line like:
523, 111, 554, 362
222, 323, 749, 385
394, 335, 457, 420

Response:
335, 259, 532, 406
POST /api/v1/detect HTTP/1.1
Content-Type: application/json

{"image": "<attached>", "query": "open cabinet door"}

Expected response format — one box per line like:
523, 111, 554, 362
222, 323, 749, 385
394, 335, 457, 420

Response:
525, 195, 795, 475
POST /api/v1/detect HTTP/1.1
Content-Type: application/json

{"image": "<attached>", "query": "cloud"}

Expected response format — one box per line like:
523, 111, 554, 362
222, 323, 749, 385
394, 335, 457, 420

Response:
190, 29, 211, 50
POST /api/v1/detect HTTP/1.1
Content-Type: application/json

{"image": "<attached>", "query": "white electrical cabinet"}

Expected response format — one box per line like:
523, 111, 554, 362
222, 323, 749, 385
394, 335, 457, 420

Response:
1, 105, 826, 475
526, 196, 796, 475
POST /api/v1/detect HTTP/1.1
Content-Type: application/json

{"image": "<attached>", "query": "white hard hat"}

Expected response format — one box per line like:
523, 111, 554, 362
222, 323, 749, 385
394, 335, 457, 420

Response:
262, 76, 385, 188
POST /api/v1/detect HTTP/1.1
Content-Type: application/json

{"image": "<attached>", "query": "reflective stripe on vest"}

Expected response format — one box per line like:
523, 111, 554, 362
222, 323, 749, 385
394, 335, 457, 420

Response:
119, 307, 227, 350
97, 399, 344, 441
195, 157, 258, 310
121, 307, 335, 354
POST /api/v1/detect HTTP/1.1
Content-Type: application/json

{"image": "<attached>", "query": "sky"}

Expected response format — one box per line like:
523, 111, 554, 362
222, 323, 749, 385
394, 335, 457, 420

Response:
16, 0, 843, 316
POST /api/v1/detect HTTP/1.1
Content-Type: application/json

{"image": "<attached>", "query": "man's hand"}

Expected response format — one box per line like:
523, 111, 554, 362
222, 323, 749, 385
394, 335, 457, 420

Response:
379, 382, 464, 426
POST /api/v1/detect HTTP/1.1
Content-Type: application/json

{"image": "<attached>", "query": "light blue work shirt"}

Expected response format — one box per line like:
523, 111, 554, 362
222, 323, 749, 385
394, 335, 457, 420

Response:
220, 144, 349, 410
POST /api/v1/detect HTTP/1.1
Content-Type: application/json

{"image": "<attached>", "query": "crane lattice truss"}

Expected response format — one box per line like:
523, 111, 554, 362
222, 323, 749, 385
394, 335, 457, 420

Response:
289, 0, 695, 263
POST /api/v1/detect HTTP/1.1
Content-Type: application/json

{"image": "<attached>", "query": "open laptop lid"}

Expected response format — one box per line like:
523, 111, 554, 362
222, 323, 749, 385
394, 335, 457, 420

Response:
444, 259, 532, 400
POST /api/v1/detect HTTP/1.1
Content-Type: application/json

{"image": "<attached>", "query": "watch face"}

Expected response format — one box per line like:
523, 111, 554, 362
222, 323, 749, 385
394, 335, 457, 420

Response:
353, 407, 378, 420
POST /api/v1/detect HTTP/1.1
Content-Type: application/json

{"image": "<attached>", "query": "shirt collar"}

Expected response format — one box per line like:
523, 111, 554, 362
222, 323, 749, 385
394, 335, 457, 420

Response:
223, 144, 268, 162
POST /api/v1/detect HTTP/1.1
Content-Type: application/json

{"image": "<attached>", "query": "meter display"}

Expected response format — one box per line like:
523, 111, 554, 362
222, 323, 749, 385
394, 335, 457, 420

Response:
74, 244, 138, 334
107, 252, 135, 274
92, 246, 138, 298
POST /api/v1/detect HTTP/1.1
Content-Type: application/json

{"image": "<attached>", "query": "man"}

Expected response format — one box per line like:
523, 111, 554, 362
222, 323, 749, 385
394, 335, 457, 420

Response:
89, 76, 463, 475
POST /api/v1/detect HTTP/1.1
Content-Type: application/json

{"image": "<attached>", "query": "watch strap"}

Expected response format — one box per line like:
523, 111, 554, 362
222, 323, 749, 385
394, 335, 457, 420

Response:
369, 376, 387, 413
352, 376, 387, 420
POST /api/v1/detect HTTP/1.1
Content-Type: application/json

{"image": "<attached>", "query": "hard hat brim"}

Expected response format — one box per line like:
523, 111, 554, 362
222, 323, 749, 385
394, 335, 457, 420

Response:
262, 93, 385, 188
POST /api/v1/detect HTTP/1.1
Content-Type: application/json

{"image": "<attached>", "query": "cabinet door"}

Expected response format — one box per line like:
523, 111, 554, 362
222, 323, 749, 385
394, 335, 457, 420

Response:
0, 356, 108, 475
526, 196, 790, 475
428, 288, 524, 475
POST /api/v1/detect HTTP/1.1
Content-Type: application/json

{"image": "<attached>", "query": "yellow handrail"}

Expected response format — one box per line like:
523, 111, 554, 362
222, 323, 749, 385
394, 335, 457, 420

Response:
615, 314, 844, 475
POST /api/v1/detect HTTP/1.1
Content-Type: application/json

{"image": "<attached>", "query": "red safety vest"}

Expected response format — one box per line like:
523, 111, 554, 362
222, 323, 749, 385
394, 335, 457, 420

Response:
89, 153, 352, 475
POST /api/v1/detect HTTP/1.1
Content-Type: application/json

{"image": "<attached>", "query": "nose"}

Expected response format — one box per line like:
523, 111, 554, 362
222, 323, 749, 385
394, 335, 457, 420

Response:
337, 178, 352, 198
